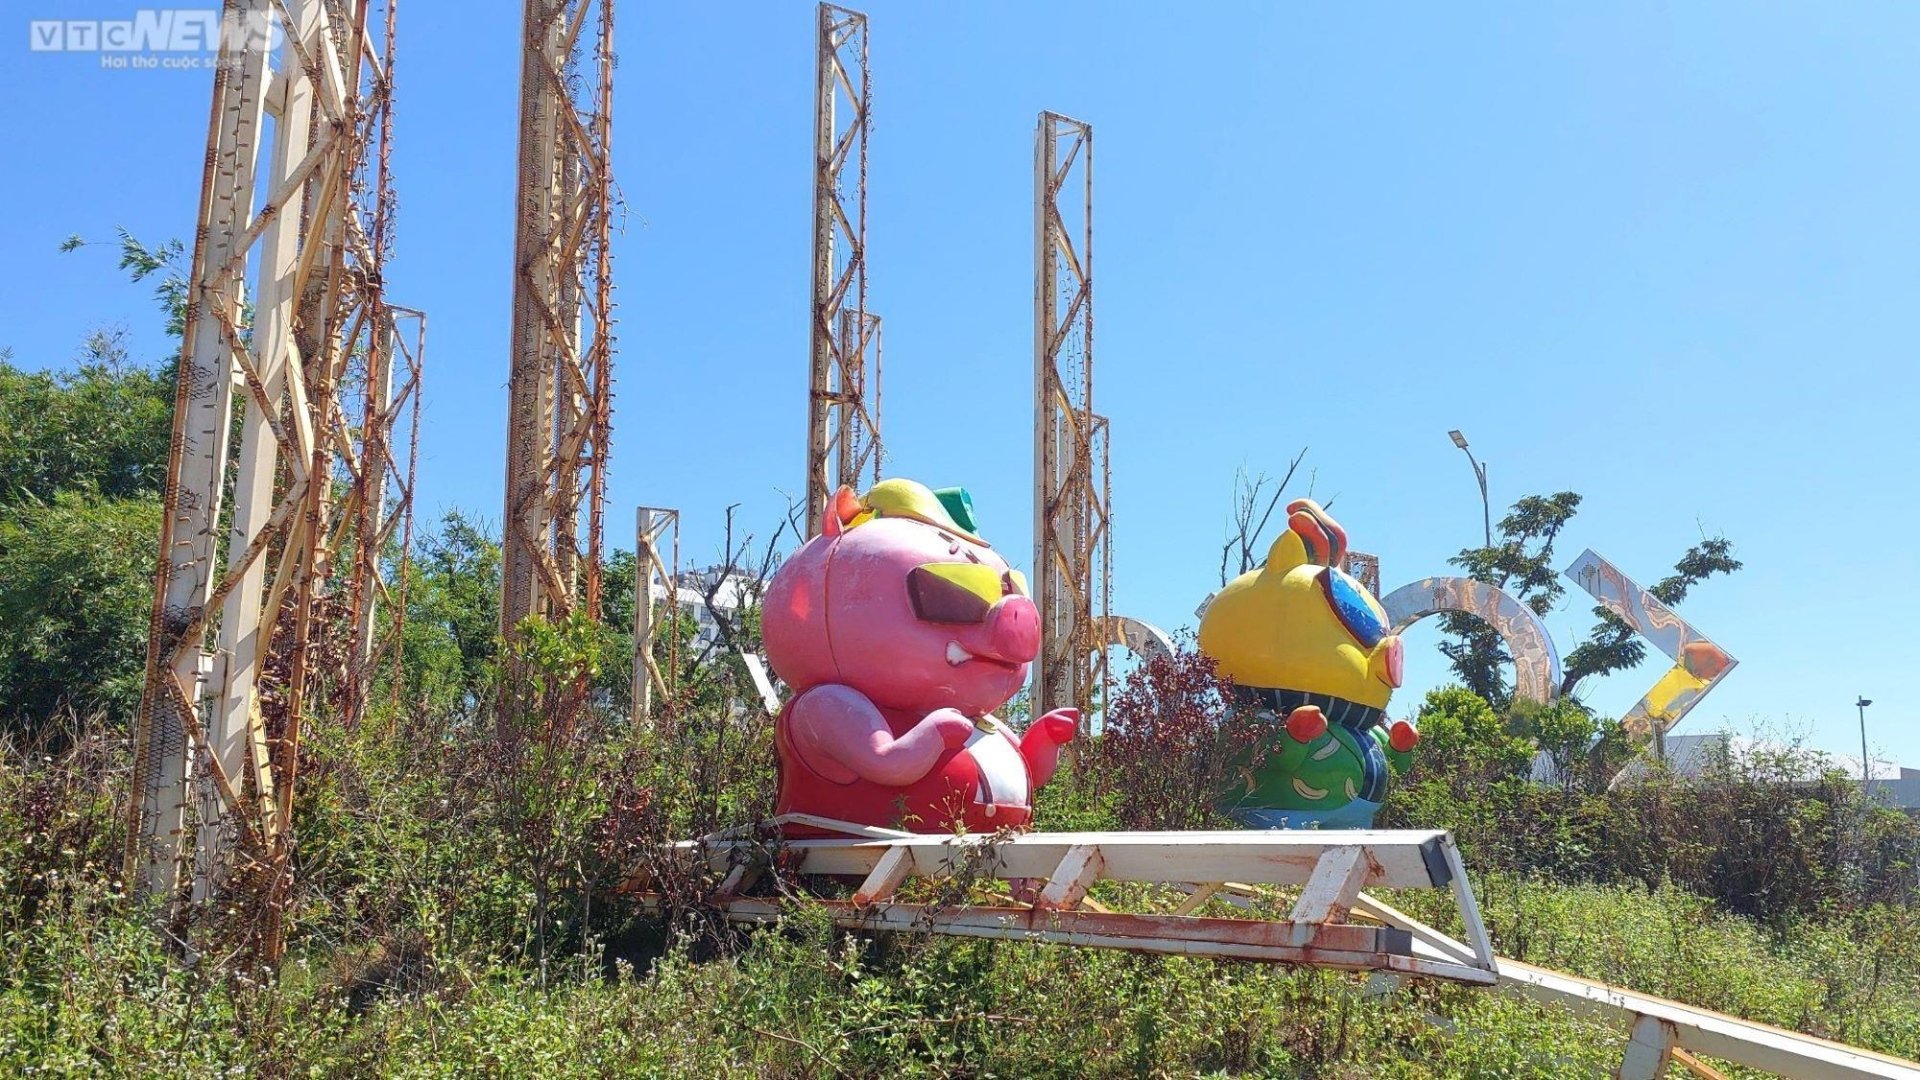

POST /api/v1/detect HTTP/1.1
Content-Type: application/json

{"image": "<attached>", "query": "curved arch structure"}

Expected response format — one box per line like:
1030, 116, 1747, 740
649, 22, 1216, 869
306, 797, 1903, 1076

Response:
1102, 615, 1174, 663
1379, 577, 1562, 705
1563, 549, 1737, 741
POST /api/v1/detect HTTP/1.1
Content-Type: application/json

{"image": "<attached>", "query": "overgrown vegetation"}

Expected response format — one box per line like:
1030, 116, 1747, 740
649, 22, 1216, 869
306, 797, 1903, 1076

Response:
5, 702, 1919, 1077
4, 262, 1917, 1076
1385, 686, 1919, 928
0, 328, 172, 734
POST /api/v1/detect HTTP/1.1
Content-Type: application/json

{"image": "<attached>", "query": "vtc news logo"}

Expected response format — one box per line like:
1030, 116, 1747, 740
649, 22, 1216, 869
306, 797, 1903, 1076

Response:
29, 10, 284, 68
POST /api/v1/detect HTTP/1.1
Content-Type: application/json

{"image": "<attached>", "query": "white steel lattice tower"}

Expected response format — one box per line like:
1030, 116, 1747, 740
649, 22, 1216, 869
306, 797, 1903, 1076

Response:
126, 0, 419, 960
631, 506, 680, 725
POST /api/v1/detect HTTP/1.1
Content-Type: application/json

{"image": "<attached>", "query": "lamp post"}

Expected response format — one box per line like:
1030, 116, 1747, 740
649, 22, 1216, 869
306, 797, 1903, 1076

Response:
1857, 696, 1874, 795
1448, 430, 1492, 548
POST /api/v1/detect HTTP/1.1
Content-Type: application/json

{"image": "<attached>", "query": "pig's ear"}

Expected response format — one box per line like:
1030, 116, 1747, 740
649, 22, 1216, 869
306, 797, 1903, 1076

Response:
823, 486, 863, 538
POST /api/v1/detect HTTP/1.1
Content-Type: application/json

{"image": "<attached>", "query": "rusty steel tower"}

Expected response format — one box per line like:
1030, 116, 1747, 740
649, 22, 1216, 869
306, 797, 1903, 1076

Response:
126, 0, 419, 958
1033, 112, 1110, 725
806, 3, 882, 533
501, 0, 617, 636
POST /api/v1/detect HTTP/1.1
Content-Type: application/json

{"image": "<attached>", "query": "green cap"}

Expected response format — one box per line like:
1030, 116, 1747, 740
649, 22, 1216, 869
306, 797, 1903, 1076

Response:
933, 487, 977, 536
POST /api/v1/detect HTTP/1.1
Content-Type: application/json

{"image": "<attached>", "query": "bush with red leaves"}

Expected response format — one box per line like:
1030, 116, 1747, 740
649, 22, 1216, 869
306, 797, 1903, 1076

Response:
1081, 644, 1270, 831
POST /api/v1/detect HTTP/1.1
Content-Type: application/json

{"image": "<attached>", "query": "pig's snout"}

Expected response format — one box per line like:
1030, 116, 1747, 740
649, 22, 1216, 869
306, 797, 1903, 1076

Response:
983, 595, 1040, 664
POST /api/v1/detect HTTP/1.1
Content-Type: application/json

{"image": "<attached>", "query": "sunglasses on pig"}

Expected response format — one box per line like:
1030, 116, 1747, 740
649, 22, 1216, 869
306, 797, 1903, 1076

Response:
907, 562, 1028, 624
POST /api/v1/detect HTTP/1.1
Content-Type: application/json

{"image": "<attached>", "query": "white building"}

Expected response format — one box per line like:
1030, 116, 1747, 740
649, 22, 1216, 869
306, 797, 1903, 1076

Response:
647, 565, 758, 652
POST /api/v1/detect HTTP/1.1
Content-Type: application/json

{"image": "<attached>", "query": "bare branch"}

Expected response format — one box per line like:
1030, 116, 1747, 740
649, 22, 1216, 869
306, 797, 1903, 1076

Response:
1219, 448, 1309, 584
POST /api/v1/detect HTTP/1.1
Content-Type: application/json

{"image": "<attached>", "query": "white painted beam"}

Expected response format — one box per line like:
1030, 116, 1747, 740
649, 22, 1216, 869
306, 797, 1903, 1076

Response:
1358, 893, 1920, 1077
1288, 845, 1371, 947
1035, 844, 1105, 911
686, 829, 1453, 891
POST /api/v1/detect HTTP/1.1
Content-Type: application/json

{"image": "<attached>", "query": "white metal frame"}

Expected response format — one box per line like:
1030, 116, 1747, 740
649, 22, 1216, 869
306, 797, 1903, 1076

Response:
129, 0, 406, 936
646, 821, 1499, 985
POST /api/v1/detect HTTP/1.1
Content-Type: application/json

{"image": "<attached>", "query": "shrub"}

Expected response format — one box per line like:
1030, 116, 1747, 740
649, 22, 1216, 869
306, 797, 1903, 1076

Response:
1404, 685, 1535, 788
1383, 737, 1920, 926
0, 494, 162, 735
1076, 645, 1263, 831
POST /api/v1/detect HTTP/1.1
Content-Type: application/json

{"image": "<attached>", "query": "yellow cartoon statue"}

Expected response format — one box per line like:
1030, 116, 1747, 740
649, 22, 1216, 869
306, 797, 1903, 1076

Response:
1197, 499, 1417, 828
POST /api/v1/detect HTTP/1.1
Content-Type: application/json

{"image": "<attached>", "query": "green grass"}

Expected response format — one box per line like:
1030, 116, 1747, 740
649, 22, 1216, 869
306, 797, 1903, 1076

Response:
5, 870, 1916, 1077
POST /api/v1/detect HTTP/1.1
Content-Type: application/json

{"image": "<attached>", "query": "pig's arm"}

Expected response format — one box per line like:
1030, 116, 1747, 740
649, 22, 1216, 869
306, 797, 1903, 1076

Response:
1373, 719, 1420, 774
787, 684, 975, 787
1018, 708, 1079, 789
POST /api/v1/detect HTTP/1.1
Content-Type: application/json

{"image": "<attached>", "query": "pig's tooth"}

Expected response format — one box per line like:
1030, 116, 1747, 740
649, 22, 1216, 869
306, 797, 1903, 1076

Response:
946, 641, 971, 666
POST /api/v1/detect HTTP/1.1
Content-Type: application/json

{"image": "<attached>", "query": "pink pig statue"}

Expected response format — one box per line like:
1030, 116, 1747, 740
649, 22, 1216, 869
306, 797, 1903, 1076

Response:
763, 479, 1076, 836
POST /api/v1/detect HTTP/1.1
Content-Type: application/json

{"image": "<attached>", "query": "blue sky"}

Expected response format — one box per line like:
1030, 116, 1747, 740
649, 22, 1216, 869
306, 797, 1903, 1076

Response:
3, 2, 1914, 769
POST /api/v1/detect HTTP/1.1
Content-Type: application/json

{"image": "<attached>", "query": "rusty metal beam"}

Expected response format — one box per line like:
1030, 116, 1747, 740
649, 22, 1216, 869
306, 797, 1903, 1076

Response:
710, 898, 1476, 977
1343, 551, 1381, 598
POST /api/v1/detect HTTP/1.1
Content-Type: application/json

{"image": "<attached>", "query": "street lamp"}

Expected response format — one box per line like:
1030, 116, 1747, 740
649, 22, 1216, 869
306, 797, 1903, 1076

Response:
1857, 697, 1875, 795
1448, 430, 1492, 548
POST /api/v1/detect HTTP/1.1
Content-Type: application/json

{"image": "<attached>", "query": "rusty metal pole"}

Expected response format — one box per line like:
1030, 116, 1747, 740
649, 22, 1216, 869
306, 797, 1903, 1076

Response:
870, 314, 884, 485
502, 2, 563, 636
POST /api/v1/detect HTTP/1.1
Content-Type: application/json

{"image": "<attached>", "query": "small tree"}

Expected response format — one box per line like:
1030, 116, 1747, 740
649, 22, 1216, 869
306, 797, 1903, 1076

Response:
1437, 492, 1581, 706
1439, 491, 1740, 709
1218, 452, 1311, 585
61, 228, 188, 338
1506, 697, 1634, 794
397, 512, 504, 719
